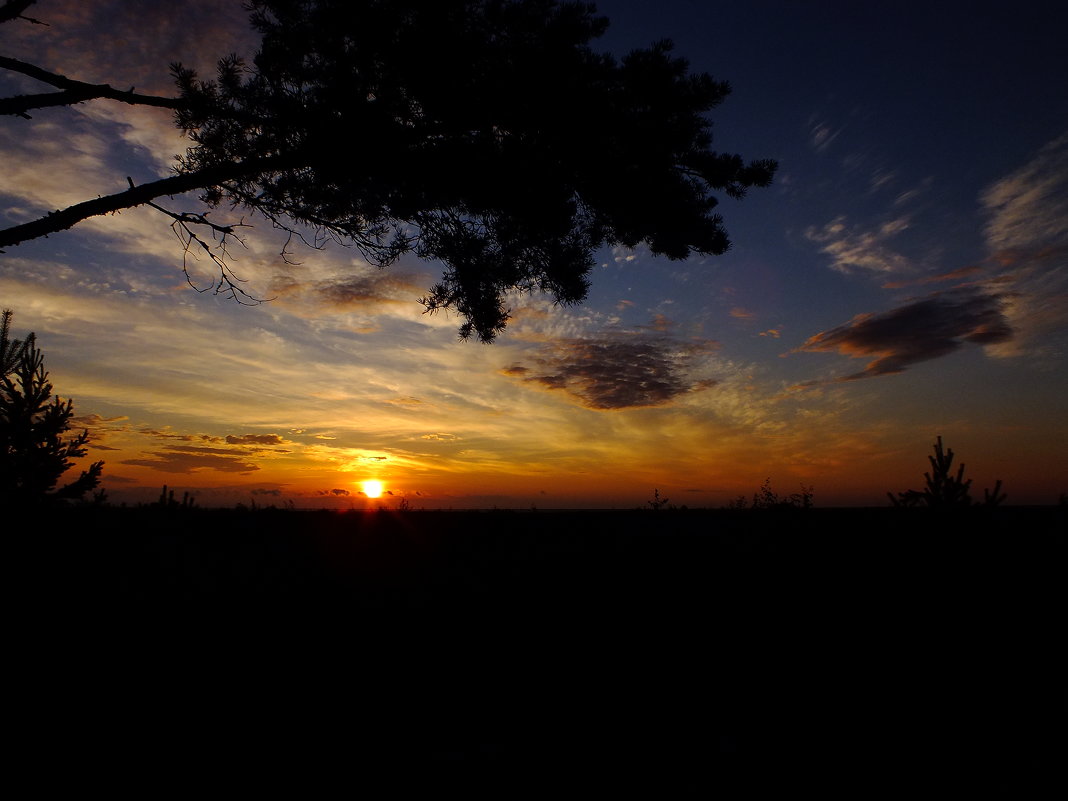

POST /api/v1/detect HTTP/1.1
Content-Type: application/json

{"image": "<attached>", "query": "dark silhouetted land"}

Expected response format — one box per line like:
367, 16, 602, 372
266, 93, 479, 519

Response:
10, 506, 1064, 794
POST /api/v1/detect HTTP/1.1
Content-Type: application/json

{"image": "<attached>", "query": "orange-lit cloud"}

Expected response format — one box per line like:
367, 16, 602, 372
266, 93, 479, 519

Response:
796, 289, 1012, 380
644, 313, 674, 331
881, 264, 983, 289
225, 433, 288, 446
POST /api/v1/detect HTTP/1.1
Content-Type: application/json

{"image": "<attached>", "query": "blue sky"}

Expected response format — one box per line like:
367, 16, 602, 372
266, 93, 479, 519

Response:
1, 0, 1065, 507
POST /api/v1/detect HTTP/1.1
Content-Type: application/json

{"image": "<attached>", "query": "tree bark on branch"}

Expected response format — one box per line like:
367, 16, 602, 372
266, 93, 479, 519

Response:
0, 1, 42, 26
0, 156, 291, 250
0, 55, 184, 117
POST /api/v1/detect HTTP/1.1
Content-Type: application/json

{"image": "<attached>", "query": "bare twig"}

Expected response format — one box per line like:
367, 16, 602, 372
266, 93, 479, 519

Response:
168, 217, 268, 305
130, 177, 271, 306
216, 181, 402, 268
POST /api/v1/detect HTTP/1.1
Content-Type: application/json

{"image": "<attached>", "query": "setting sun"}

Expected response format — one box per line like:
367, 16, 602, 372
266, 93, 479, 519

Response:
361, 480, 383, 498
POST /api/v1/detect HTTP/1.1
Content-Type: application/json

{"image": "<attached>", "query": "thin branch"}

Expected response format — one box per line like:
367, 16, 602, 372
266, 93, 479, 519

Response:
0, 88, 176, 117
131, 177, 241, 236
0, 55, 184, 116
216, 181, 404, 267
0, 1, 45, 25
128, 177, 270, 306
0, 154, 294, 250
169, 217, 268, 305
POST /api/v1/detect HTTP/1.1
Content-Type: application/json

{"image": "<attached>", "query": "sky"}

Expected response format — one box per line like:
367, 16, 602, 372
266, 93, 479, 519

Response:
1, 0, 1065, 509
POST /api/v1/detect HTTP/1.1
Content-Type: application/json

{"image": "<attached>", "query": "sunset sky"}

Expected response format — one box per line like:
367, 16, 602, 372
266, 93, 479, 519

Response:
1, 0, 1065, 509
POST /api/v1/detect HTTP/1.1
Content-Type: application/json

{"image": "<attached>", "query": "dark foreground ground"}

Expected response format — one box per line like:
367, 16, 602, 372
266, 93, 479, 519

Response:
10, 506, 1066, 795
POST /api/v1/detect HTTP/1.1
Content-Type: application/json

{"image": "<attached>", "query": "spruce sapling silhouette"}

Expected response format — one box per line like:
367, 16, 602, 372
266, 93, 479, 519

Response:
888, 436, 1005, 508
0, 309, 103, 504
647, 488, 671, 511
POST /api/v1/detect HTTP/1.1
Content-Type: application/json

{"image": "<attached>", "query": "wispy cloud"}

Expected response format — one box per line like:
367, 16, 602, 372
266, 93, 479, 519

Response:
880, 264, 984, 290
869, 169, 896, 193
805, 215, 913, 274
977, 131, 1068, 357
982, 132, 1068, 254
808, 117, 843, 153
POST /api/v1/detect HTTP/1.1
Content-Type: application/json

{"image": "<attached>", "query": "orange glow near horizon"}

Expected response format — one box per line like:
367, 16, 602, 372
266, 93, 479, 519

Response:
361, 480, 384, 498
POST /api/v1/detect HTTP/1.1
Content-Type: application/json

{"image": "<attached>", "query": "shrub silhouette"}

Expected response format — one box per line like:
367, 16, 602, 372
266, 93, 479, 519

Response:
156, 483, 196, 510
753, 478, 814, 510
889, 436, 1005, 508
725, 478, 813, 510
647, 488, 671, 511
0, 310, 103, 505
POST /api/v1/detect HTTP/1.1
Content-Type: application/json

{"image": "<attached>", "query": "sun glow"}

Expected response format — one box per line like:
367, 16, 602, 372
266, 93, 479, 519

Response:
361, 480, 384, 498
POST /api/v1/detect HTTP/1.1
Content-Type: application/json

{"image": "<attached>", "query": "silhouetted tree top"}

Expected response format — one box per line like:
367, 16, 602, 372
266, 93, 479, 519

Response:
888, 436, 1006, 509
0, 309, 103, 505
0, 0, 776, 340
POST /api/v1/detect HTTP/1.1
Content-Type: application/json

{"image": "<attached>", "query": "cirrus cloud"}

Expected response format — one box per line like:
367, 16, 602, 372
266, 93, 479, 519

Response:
805, 215, 913, 274
977, 131, 1068, 357
982, 131, 1068, 254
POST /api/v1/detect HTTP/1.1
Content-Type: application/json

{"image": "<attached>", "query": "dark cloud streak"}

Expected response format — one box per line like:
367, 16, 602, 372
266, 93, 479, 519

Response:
121, 449, 260, 474
272, 271, 423, 311
506, 330, 718, 410
226, 434, 286, 446
797, 290, 1013, 380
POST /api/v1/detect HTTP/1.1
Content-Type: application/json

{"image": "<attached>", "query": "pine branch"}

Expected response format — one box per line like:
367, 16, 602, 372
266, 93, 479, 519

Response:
0, 155, 292, 250
0, 1, 43, 26
0, 56, 184, 116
